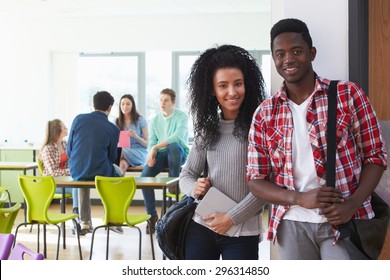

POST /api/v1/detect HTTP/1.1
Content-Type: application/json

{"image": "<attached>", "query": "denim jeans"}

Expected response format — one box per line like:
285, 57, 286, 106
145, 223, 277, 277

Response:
184, 220, 260, 260
141, 143, 186, 216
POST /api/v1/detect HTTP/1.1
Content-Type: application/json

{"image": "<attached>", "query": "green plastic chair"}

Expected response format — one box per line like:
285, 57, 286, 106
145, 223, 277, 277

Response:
0, 203, 21, 234
90, 176, 155, 260
14, 175, 82, 260
0, 186, 12, 208
37, 159, 72, 201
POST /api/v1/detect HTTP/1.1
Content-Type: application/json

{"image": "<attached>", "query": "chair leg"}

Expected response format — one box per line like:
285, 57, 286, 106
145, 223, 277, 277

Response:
146, 221, 155, 260
13, 223, 28, 248
89, 225, 105, 260
106, 226, 110, 260
43, 224, 47, 258
72, 219, 83, 260
54, 224, 60, 260
136, 226, 142, 260
37, 224, 40, 254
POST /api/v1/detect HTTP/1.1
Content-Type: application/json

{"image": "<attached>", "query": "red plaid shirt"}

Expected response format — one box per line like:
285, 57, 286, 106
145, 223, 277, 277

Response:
247, 76, 387, 242
40, 141, 70, 176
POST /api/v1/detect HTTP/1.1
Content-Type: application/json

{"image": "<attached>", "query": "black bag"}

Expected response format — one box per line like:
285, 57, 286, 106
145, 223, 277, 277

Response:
156, 159, 208, 260
156, 196, 196, 260
327, 80, 390, 259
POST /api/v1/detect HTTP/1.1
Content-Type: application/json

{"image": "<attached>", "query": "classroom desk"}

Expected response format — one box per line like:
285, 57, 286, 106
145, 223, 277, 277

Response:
54, 176, 179, 215
126, 166, 180, 201
0, 161, 38, 174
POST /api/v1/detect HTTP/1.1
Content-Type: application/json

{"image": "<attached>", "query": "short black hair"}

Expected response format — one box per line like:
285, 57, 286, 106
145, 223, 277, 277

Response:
93, 91, 114, 111
270, 18, 313, 51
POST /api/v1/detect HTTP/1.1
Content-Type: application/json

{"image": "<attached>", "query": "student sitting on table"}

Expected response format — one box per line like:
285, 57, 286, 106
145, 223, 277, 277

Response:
115, 94, 148, 174
141, 88, 189, 234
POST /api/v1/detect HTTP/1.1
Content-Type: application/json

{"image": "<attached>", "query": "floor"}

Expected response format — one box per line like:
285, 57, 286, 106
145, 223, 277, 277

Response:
10, 203, 271, 260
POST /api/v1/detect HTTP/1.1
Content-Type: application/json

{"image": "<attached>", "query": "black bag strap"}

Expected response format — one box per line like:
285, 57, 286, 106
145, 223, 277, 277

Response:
326, 80, 339, 187
203, 157, 208, 178
326, 81, 356, 237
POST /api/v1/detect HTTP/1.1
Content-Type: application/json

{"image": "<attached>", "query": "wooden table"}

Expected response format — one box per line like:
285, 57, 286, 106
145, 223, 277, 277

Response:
54, 176, 179, 215
0, 161, 38, 174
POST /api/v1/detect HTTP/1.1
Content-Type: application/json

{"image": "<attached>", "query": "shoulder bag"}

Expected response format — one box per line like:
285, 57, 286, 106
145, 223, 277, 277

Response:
156, 159, 208, 260
327, 80, 390, 259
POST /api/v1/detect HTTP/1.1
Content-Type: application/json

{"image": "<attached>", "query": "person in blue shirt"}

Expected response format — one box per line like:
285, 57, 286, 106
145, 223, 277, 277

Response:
67, 91, 122, 235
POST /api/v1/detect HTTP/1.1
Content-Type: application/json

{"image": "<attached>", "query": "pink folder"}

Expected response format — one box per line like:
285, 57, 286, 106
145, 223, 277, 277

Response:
118, 131, 130, 148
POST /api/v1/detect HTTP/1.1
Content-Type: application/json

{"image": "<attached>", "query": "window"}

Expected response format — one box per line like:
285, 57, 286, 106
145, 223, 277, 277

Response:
145, 51, 172, 120
77, 50, 271, 134
78, 53, 143, 122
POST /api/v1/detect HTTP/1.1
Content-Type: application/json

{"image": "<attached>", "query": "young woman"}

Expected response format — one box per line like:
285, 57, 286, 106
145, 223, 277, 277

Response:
179, 45, 267, 259
40, 119, 78, 214
115, 94, 148, 173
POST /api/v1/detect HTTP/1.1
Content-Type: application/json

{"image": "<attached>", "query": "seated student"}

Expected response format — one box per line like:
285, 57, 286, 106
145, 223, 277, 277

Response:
115, 94, 148, 174
40, 119, 79, 215
67, 91, 123, 235
141, 88, 189, 234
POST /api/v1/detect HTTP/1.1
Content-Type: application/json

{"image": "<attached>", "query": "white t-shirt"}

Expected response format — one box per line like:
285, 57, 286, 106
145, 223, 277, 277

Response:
283, 95, 327, 223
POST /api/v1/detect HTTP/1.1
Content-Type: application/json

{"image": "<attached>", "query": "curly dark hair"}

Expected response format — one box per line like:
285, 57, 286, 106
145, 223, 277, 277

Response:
270, 18, 313, 51
187, 44, 266, 150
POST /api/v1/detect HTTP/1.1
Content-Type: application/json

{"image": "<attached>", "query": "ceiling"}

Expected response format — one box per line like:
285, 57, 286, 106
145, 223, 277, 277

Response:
0, 0, 271, 18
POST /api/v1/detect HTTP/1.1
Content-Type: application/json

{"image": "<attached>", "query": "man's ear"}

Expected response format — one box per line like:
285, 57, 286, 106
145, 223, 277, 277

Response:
106, 105, 112, 115
310, 47, 317, 61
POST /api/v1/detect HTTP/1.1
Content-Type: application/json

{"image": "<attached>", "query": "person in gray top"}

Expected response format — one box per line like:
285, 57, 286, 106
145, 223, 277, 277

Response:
179, 44, 267, 259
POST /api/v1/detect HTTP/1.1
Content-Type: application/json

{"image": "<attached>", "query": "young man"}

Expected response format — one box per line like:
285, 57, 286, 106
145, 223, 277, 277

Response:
67, 91, 122, 235
247, 18, 387, 259
141, 88, 189, 234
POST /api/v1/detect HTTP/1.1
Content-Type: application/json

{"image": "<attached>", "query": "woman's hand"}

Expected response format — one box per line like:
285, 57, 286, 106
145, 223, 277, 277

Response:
194, 176, 211, 199
203, 213, 234, 235
128, 129, 137, 138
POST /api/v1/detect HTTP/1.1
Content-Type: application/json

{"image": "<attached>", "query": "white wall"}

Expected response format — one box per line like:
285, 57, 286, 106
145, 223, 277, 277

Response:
0, 12, 270, 146
0, 0, 349, 146
270, 0, 349, 94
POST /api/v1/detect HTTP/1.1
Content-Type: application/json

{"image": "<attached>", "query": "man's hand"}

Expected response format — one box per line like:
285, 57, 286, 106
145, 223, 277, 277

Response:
298, 187, 344, 209
146, 147, 157, 167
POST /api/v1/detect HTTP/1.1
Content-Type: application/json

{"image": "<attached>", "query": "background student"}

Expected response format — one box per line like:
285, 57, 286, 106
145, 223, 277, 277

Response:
67, 91, 123, 235
180, 44, 267, 260
40, 119, 78, 216
141, 88, 189, 234
115, 94, 148, 174
247, 18, 387, 259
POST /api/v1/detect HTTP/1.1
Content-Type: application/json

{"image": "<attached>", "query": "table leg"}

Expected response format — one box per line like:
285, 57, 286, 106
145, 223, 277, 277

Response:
23, 170, 27, 224
175, 182, 179, 202
62, 187, 66, 249
43, 224, 47, 258
162, 186, 167, 215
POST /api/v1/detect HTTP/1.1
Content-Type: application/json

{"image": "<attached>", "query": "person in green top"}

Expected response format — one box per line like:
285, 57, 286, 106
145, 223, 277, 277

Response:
141, 88, 189, 234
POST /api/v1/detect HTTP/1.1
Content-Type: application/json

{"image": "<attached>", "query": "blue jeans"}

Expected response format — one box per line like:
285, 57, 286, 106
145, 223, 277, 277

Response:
55, 188, 79, 209
185, 220, 260, 260
141, 143, 186, 216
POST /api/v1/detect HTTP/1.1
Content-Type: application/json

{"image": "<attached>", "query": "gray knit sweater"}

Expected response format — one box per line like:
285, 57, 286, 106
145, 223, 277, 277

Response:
180, 119, 266, 236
